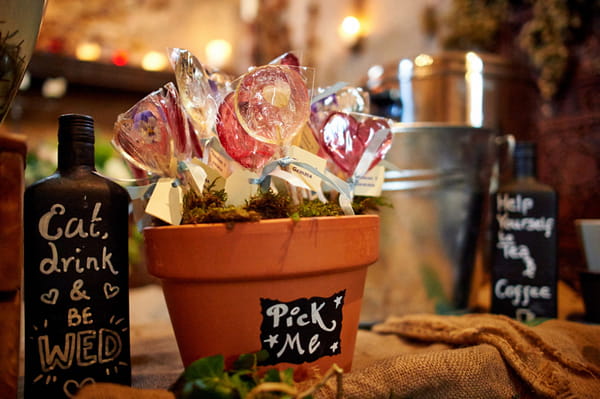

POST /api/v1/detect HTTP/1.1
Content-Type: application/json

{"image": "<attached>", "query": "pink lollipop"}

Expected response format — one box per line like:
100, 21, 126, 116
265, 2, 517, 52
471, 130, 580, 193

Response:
113, 83, 193, 176
319, 112, 391, 177
234, 64, 310, 146
217, 92, 277, 171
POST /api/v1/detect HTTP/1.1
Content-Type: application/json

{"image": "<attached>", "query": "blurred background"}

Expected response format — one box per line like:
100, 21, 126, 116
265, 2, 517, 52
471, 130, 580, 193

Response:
1, 0, 598, 309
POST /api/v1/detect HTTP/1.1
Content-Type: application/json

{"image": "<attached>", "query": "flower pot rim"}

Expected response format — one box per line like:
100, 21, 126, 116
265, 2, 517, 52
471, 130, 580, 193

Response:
143, 214, 380, 281
143, 214, 379, 231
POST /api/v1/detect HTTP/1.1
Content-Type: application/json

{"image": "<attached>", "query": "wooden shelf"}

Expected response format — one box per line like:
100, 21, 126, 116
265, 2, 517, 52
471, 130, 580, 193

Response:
27, 52, 174, 94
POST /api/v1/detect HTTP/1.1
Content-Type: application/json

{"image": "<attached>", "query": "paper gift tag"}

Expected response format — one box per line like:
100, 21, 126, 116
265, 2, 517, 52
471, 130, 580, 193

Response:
353, 165, 385, 197
206, 144, 232, 178
181, 159, 207, 195
225, 168, 259, 207
288, 145, 327, 192
145, 178, 183, 225
189, 158, 226, 192
268, 167, 311, 191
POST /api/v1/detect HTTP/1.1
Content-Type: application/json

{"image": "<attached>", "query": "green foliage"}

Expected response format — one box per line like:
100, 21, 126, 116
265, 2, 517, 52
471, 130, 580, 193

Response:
419, 263, 453, 314
170, 352, 312, 399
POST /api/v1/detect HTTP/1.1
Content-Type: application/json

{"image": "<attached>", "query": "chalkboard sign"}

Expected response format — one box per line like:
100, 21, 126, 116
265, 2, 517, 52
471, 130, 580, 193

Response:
24, 114, 131, 398
259, 290, 345, 365
24, 196, 131, 398
491, 191, 557, 320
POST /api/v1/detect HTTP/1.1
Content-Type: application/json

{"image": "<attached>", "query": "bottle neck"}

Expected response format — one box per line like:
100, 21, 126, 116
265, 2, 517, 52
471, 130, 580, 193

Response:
512, 141, 537, 180
513, 157, 536, 179
56, 114, 96, 172
57, 140, 96, 171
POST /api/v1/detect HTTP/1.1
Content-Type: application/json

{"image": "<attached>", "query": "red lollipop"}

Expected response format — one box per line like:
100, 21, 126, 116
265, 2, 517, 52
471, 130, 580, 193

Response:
216, 92, 276, 171
270, 52, 300, 67
320, 112, 391, 177
357, 117, 392, 169
321, 112, 361, 176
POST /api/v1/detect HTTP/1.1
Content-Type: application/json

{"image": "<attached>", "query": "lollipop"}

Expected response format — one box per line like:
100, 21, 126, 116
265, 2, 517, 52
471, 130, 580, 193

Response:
234, 64, 310, 146
319, 112, 392, 177
217, 92, 277, 171
113, 82, 193, 177
169, 48, 230, 141
269, 52, 300, 67
310, 85, 370, 132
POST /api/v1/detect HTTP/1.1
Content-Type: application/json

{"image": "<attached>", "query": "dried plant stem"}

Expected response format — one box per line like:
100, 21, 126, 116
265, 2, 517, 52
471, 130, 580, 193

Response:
246, 382, 298, 398
297, 364, 344, 399
245, 364, 344, 399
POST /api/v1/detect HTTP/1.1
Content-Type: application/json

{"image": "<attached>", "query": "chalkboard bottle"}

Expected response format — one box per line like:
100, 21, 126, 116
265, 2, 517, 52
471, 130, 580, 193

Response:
490, 141, 557, 321
24, 114, 131, 398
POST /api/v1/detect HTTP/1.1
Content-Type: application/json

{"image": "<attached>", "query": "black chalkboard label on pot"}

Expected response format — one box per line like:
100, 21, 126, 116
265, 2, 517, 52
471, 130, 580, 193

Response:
259, 290, 345, 365
23, 114, 131, 398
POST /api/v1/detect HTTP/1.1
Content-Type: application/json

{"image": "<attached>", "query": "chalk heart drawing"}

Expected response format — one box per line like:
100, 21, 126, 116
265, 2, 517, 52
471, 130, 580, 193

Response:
63, 377, 95, 398
103, 282, 120, 299
40, 288, 59, 305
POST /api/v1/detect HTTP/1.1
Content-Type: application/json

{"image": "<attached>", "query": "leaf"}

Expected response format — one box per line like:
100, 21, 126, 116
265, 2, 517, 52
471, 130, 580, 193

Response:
255, 349, 270, 363
419, 263, 453, 313
233, 352, 257, 371
262, 369, 281, 383
229, 373, 255, 398
182, 379, 236, 399
183, 354, 225, 381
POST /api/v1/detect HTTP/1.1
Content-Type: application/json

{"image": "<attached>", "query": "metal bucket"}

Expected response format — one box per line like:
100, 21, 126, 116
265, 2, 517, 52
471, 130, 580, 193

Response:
360, 123, 497, 321
367, 51, 537, 134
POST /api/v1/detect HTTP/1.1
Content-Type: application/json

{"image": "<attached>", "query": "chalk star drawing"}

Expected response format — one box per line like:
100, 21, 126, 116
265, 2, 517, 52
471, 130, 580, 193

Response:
263, 334, 279, 348
330, 341, 339, 352
334, 295, 343, 308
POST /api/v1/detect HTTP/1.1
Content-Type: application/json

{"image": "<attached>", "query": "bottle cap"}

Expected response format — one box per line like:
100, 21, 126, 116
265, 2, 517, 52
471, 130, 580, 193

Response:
58, 114, 95, 144
513, 141, 536, 178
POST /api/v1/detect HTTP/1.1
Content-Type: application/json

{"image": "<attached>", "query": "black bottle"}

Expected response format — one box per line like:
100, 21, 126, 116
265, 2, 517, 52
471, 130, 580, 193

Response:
490, 141, 558, 321
24, 114, 131, 398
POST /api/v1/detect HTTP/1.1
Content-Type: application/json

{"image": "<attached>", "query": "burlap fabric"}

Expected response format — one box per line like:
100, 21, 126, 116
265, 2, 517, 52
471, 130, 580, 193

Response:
74, 314, 600, 399
316, 314, 600, 399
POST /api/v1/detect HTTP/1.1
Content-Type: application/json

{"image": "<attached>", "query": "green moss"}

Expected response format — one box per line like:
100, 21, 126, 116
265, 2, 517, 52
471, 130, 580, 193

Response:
245, 189, 292, 219
296, 198, 344, 217
180, 183, 390, 225
352, 195, 392, 214
181, 189, 261, 225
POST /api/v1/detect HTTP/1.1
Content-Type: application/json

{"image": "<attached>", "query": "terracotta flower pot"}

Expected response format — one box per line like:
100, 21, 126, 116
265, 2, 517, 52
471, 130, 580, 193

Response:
144, 215, 379, 373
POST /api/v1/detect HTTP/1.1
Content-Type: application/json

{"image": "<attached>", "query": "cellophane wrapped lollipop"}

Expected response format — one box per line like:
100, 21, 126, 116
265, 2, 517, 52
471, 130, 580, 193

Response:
216, 54, 312, 171
169, 48, 231, 143
317, 111, 392, 179
112, 82, 197, 177
310, 85, 370, 132
233, 63, 311, 147
216, 92, 277, 171
269, 51, 301, 67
